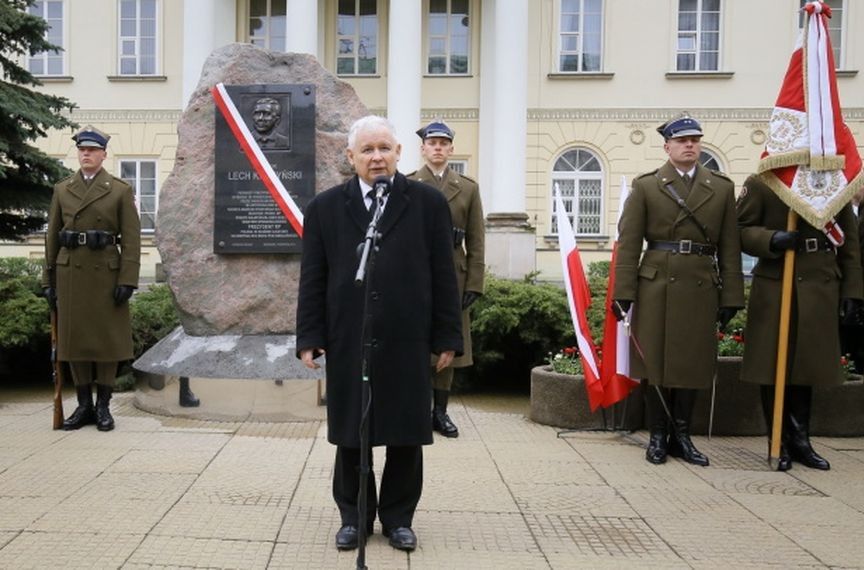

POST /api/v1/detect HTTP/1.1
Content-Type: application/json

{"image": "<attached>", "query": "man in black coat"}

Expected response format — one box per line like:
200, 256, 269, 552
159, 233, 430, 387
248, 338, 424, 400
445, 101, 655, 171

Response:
296, 115, 463, 552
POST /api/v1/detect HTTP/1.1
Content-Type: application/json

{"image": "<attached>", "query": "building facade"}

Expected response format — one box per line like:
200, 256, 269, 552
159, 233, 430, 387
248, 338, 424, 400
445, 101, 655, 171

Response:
5, 0, 863, 281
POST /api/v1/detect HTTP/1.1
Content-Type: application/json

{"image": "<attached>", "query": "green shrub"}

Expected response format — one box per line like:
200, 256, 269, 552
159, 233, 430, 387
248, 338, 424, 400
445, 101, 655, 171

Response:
0, 258, 49, 349
130, 284, 180, 357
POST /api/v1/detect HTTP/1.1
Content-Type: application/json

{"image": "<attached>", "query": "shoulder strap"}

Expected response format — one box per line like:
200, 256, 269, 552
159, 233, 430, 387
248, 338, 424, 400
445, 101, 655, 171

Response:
655, 173, 713, 247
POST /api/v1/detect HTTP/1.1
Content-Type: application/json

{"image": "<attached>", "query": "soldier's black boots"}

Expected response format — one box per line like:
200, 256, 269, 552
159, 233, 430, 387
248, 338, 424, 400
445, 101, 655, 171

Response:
62, 385, 96, 430
667, 389, 709, 467
95, 384, 115, 432
644, 386, 669, 464
785, 385, 830, 470
179, 377, 200, 407
432, 389, 459, 438
759, 385, 792, 471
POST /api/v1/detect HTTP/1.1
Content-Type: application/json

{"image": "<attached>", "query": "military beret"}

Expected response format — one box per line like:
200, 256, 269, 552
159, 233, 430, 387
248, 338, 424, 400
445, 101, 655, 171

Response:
657, 113, 703, 140
72, 125, 110, 149
416, 121, 454, 140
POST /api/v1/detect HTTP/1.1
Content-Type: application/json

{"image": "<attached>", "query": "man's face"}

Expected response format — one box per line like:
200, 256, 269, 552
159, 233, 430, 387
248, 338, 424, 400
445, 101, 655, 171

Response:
420, 137, 454, 170
253, 102, 279, 133
346, 126, 401, 185
664, 136, 702, 169
77, 146, 107, 174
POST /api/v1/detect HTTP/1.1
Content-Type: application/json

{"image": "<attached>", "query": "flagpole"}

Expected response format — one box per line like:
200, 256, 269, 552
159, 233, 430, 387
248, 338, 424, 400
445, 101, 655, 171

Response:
769, 209, 798, 469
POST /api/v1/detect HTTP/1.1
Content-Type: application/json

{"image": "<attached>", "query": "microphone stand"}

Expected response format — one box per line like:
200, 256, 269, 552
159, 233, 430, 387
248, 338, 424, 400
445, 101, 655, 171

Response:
353, 192, 385, 570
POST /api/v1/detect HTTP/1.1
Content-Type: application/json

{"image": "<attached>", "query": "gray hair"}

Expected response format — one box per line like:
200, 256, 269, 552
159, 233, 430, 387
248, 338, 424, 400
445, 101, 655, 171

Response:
347, 115, 398, 149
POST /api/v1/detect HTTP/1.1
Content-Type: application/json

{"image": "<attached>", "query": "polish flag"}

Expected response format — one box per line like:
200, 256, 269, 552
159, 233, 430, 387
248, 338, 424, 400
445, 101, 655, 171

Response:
757, 1, 863, 231
555, 184, 604, 412
599, 176, 639, 408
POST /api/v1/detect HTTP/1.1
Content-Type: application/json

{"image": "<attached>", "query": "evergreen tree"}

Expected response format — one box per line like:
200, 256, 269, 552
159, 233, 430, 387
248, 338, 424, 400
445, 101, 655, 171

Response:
0, 0, 76, 241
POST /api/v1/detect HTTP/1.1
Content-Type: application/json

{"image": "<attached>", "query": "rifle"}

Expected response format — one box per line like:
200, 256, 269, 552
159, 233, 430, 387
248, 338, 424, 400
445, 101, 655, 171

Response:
50, 309, 64, 429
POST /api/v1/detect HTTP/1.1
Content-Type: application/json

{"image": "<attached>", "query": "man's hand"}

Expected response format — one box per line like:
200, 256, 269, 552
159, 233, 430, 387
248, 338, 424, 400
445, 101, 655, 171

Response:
612, 300, 632, 321
462, 291, 480, 310
113, 285, 135, 306
841, 298, 863, 326
716, 307, 738, 331
769, 231, 798, 252
42, 287, 57, 311
300, 348, 325, 369
435, 350, 455, 372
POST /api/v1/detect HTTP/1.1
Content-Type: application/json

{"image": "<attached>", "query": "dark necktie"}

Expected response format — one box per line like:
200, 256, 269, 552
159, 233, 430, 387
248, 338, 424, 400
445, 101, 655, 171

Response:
682, 174, 693, 189
366, 188, 388, 213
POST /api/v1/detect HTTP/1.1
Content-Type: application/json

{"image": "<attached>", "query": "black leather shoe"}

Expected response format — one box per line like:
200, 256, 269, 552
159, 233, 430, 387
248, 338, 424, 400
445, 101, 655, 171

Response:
432, 408, 459, 438
335, 525, 359, 550
788, 438, 830, 470
383, 526, 417, 551
95, 384, 114, 432
63, 385, 95, 431
668, 433, 709, 467
645, 430, 668, 464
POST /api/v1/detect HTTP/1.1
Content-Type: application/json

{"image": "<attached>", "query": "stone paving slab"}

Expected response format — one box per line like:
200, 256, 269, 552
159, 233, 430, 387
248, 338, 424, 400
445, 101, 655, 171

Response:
67, 472, 196, 505
0, 531, 143, 569
153, 501, 288, 541
0, 466, 94, 498
106, 449, 217, 474
0, 531, 15, 549
511, 483, 638, 518
124, 535, 273, 569
732, 493, 864, 526
697, 468, 824, 496
29, 498, 173, 534
494, 457, 607, 486
778, 523, 864, 567
618, 486, 754, 519
0, 497, 62, 531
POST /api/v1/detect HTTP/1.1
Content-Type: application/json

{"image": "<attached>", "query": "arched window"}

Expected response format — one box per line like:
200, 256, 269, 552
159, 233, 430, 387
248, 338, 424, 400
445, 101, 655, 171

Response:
551, 147, 603, 236
699, 149, 722, 171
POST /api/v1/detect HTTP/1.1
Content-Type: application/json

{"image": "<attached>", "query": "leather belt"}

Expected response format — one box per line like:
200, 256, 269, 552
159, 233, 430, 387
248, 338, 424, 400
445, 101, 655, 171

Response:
58, 230, 121, 250
647, 239, 716, 256
797, 237, 835, 253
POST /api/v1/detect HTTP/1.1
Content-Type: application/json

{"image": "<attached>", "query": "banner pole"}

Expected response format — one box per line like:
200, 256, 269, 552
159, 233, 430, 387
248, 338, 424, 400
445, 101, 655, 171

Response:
769, 209, 798, 469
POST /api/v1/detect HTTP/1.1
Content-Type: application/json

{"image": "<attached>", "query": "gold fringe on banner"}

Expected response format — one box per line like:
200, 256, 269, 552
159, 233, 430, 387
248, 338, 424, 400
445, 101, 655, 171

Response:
810, 155, 846, 171
757, 151, 810, 173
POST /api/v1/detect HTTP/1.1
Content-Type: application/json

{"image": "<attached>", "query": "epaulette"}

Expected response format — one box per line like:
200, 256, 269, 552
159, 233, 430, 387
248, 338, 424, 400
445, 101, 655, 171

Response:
635, 169, 659, 181
58, 173, 77, 187
709, 169, 733, 183
456, 172, 477, 184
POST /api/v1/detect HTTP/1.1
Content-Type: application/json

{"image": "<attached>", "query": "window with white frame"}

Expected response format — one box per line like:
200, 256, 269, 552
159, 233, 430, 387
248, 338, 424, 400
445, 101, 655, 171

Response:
699, 149, 722, 171
448, 160, 467, 175
798, 0, 844, 69
336, 0, 377, 75
551, 148, 603, 236
249, 0, 286, 52
118, 0, 158, 75
427, 0, 470, 75
559, 0, 602, 73
676, 0, 720, 71
120, 160, 157, 232
27, 1, 65, 76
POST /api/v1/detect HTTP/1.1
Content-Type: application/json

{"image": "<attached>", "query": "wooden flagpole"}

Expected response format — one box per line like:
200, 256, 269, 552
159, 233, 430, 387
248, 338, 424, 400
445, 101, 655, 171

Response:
769, 209, 798, 468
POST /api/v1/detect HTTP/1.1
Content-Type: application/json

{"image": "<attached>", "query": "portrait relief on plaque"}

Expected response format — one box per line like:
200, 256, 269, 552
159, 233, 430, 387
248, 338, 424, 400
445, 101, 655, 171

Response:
214, 84, 316, 254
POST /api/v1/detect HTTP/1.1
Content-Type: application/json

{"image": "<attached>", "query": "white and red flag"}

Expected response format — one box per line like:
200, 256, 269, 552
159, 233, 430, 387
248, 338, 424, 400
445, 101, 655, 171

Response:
757, 1, 863, 231
599, 176, 639, 408
555, 184, 604, 412
211, 83, 304, 237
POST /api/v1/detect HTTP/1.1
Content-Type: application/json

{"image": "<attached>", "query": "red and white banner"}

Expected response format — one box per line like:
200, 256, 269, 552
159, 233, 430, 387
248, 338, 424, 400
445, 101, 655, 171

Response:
555, 184, 604, 412
757, 1, 863, 230
599, 176, 639, 408
211, 83, 304, 237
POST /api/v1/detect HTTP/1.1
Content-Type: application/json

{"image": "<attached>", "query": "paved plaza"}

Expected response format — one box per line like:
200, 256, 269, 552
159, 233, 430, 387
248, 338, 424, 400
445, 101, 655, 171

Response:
1, 386, 863, 569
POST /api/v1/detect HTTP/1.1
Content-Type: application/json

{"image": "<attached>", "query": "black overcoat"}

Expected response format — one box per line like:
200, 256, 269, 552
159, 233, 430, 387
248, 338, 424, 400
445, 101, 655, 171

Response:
296, 173, 463, 447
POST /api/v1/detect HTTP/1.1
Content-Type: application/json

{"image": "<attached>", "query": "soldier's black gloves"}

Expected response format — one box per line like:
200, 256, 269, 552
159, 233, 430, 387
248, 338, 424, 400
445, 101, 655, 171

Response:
612, 300, 632, 321
462, 291, 480, 310
841, 298, 863, 326
716, 307, 738, 332
113, 285, 135, 306
42, 287, 57, 311
769, 230, 799, 252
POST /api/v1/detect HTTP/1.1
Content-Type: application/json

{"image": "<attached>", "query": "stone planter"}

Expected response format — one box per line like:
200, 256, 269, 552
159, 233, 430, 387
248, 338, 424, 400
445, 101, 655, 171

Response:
529, 365, 643, 430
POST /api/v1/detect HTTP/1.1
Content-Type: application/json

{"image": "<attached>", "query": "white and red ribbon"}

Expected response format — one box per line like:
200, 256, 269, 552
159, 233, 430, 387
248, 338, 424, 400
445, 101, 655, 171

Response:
211, 83, 304, 237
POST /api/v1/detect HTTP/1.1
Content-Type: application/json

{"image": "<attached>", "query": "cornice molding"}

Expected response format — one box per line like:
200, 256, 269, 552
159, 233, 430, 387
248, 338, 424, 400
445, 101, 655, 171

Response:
64, 109, 183, 122
527, 108, 864, 121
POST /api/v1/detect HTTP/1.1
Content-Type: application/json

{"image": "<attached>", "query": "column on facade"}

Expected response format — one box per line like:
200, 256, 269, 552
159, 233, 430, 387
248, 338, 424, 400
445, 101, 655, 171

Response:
285, 0, 319, 57
387, 0, 423, 171
479, 0, 533, 278
181, 0, 236, 108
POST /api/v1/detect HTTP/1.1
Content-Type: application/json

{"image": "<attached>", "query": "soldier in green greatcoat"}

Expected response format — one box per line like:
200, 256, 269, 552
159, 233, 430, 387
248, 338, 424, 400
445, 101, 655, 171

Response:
737, 174, 863, 470
613, 114, 745, 466
41, 126, 141, 432
408, 121, 485, 438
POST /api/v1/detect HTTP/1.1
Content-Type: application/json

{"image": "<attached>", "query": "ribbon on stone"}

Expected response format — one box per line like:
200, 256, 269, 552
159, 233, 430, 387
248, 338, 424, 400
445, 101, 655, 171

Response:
211, 83, 304, 237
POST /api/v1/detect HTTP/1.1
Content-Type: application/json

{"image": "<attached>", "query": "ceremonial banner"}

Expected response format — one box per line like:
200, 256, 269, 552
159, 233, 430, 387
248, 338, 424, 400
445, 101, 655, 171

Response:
555, 185, 604, 412
757, 0, 863, 229
599, 176, 639, 408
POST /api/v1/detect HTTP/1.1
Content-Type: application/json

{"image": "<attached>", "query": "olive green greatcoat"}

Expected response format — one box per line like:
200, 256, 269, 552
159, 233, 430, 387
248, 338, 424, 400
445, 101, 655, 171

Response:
737, 174, 863, 387
613, 161, 745, 389
409, 165, 485, 367
41, 169, 141, 362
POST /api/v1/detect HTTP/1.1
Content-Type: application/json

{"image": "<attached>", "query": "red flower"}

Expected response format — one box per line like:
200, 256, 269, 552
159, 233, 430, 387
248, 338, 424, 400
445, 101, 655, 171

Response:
563, 346, 577, 356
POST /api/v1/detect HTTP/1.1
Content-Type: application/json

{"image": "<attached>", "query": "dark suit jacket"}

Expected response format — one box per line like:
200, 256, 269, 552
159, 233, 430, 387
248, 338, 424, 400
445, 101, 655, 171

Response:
296, 172, 463, 447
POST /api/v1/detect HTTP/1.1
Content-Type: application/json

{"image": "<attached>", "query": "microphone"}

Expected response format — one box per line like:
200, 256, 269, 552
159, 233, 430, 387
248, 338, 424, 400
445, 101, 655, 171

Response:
372, 176, 390, 200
